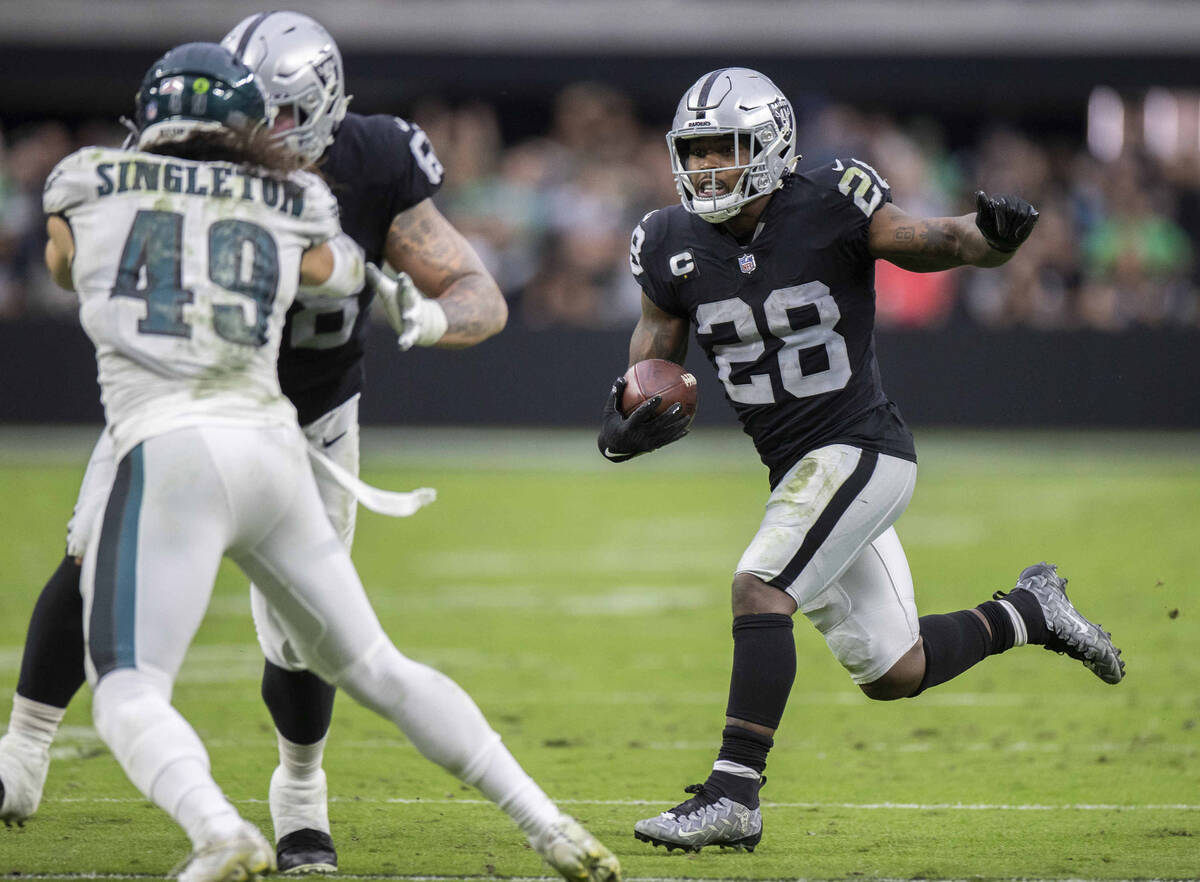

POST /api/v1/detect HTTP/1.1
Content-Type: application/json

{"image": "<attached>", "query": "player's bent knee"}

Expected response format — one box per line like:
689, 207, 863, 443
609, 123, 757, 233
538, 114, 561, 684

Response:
732, 572, 797, 617
859, 675, 911, 701
859, 640, 925, 701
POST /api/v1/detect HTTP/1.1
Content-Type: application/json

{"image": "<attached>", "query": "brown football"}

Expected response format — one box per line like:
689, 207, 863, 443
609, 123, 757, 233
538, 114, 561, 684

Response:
620, 359, 699, 422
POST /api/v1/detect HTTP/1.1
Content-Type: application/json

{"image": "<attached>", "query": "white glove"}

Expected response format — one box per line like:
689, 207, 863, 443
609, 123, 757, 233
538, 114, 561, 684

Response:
367, 262, 448, 351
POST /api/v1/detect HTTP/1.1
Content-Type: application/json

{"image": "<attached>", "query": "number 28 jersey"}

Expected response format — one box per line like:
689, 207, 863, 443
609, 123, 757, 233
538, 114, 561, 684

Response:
44, 145, 343, 461
630, 159, 916, 487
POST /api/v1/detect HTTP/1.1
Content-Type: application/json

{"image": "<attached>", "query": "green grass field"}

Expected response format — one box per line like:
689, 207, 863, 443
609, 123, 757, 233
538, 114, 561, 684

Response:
0, 426, 1197, 881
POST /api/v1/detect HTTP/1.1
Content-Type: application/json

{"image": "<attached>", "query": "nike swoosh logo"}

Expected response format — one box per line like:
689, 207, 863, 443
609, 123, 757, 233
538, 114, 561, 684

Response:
832, 159, 844, 172
322, 431, 348, 449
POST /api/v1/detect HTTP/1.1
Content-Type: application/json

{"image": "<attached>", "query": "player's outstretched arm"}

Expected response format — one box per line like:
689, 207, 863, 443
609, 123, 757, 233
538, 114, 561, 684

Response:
384, 198, 507, 348
598, 295, 692, 463
299, 232, 365, 298
867, 191, 1039, 272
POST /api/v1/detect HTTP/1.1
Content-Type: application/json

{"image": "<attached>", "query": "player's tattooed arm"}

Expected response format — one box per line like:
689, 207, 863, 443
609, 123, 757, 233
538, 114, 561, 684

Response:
867, 200, 1034, 271
385, 198, 507, 347
629, 293, 689, 366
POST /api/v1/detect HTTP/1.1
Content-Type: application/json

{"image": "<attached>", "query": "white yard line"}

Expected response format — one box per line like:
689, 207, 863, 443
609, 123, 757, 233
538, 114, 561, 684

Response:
0, 878, 1185, 882
38, 795, 1200, 811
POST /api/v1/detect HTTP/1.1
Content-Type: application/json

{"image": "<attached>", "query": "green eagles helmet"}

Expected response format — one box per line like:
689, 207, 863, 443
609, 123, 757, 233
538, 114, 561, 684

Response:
135, 41, 271, 150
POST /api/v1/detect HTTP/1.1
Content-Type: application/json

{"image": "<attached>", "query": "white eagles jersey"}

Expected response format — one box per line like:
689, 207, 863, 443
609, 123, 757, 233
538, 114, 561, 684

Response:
44, 146, 343, 460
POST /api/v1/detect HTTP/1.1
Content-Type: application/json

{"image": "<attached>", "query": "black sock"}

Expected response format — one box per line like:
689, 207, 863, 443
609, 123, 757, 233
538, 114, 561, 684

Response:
709, 724, 772, 808
16, 554, 86, 708
1001, 589, 1049, 645
914, 609, 990, 695
725, 613, 795, 729
261, 661, 336, 745
973, 600, 1015, 653
704, 767, 765, 810
716, 723, 773, 772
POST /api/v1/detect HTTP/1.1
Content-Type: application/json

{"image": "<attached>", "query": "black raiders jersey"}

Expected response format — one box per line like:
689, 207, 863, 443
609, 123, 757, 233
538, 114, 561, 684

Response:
277, 112, 443, 424
630, 158, 916, 488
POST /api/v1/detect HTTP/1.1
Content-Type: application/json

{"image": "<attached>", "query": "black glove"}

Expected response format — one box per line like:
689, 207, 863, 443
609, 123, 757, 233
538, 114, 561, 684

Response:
974, 190, 1039, 253
597, 376, 692, 463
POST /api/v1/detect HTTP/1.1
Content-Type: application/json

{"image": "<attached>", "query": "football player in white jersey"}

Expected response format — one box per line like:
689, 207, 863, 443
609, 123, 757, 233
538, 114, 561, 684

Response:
2, 12, 509, 875
38, 42, 620, 882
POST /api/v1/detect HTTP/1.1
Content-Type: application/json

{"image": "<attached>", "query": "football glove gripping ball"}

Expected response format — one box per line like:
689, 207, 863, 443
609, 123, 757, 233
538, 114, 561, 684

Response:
366, 262, 448, 351
598, 376, 692, 463
974, 190, 1039, 253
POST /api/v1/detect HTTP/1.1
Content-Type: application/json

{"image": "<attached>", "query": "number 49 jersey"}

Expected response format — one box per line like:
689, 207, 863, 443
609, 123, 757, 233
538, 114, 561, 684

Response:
631, 159, 916, 487
44, 145, 343, 460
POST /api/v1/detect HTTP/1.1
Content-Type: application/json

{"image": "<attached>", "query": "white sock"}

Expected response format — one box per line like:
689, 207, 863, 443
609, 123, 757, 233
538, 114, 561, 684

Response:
276, 731, 326, 779
336, 640, 560, 838
5, 695, 67, 750
712, 760, 761, 779
269, 734, 330, 839
93, 670, 241, 848
995, 598, 1029, 647
470, 743, 560, 838
156, 757, 241, 846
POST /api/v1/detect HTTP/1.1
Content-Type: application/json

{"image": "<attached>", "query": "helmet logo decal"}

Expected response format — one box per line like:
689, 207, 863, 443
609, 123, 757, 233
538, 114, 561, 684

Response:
192, 77, 210, 94
159, 76, 185, 95
314, 56, 337, 86
768, 98, 793, 141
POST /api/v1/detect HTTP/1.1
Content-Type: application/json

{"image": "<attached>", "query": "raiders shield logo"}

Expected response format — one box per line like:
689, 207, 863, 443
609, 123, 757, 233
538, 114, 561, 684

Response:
768, 98, 794, 141
738, 253, 757, 274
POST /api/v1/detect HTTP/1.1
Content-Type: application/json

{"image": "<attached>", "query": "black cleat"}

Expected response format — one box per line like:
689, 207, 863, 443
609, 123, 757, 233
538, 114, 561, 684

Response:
276, 828, 337, 874
997, 562, 1125, 684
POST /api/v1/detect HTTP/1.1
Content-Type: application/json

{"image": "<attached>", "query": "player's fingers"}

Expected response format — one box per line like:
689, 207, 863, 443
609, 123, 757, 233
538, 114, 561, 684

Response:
628, 395, 663, 424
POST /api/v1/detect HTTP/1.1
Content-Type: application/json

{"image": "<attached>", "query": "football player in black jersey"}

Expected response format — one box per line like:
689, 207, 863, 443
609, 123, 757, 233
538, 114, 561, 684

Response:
0, 10, 510, 875
598, 68, 1125, 854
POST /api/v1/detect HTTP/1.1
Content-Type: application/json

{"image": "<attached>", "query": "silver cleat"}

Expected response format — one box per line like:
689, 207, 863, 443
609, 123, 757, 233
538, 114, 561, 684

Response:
634, 783, 762, 852
999, 562, 1125, 684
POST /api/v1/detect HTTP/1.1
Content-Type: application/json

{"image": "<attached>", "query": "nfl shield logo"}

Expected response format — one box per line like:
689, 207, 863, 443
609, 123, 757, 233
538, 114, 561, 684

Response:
738, 253, 757, 274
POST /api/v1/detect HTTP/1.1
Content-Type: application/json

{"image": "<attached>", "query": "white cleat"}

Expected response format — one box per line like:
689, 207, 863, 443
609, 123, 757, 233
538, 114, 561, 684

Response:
0, 732, 50, 825
530, 815, 621, 882
177, 820, 275, 882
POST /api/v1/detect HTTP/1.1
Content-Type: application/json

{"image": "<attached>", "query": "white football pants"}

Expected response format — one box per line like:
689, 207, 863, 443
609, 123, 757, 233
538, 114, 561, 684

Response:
81, 424, 559, 845
736, 444, 920, 684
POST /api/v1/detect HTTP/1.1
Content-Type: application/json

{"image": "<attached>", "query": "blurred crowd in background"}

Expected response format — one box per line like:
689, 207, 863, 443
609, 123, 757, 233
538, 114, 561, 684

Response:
2, 81, 1198, 332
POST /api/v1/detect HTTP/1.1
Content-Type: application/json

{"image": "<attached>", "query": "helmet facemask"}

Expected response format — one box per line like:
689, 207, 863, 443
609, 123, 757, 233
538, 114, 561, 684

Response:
221, 11, 350, 165
264, 57, 346, 163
